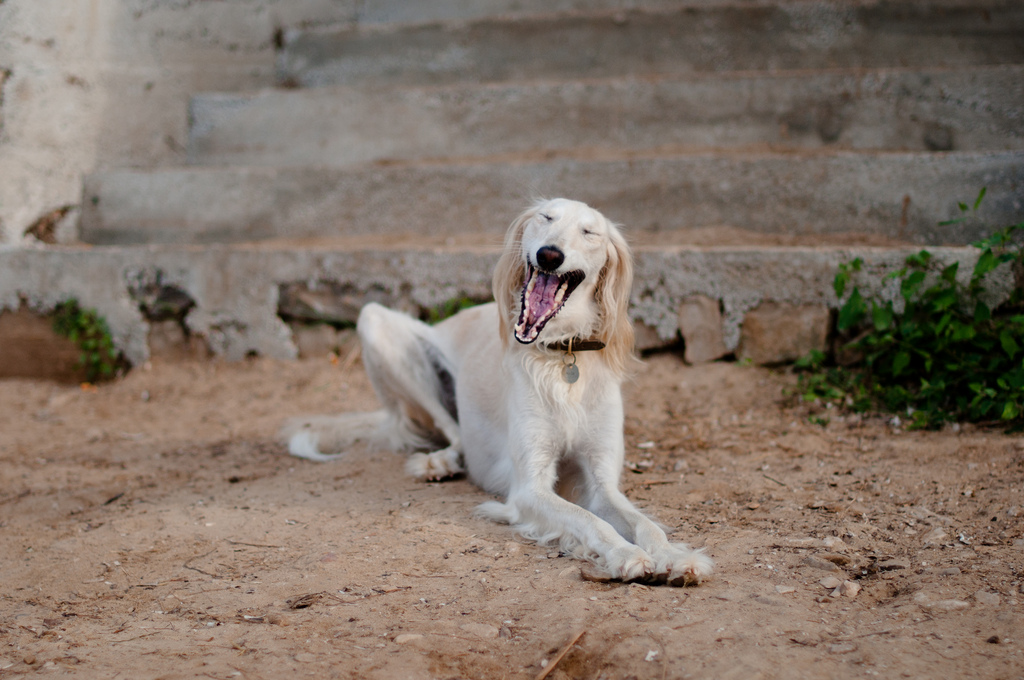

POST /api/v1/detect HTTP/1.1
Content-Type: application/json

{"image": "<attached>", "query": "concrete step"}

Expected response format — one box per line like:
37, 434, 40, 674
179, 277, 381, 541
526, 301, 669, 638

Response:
2, 240, 1006, 365
187, 65, 1024, 168
353, 0, 728, 27
80, 150, 1023, 246
278, 2, 1024, 88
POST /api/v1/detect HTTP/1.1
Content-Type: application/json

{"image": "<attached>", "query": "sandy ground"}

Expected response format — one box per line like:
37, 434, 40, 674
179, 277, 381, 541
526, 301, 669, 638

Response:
1, 350, 1023, 679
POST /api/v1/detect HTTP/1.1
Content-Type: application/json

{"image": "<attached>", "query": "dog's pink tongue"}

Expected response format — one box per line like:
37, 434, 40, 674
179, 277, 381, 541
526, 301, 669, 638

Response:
525, 272, 560, 327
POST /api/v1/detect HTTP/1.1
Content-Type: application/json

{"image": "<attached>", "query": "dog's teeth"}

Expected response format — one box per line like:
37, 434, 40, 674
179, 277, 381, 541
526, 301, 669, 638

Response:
554, 282, 567, 304
524, 270, 537, 298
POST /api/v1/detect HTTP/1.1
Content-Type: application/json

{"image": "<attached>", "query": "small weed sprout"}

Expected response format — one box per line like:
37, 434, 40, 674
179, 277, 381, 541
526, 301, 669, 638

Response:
425, 296, 485, 325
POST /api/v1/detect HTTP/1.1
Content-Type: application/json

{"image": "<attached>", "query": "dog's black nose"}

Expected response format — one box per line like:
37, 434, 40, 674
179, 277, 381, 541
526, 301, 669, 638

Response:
536, 246, 564, 272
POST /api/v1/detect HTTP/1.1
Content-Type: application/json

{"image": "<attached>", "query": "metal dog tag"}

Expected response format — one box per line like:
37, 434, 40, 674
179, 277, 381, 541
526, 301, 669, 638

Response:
562, 338, 580, 384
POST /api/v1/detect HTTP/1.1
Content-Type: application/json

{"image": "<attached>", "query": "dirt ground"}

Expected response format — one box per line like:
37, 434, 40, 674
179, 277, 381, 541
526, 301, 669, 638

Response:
1, 349, 1023, 680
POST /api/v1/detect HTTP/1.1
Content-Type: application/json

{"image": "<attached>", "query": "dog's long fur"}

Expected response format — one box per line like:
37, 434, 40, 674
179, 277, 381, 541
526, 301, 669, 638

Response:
282, 198, 713, 584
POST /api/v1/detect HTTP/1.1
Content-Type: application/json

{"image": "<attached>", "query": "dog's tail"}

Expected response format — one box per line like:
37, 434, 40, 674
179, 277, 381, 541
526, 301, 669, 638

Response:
281, 412, 386, 461
281, 410, 442, 462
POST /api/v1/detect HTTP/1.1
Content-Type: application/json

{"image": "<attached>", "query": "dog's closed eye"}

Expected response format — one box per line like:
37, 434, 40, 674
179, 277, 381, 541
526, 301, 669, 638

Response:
539, 213, 554, 222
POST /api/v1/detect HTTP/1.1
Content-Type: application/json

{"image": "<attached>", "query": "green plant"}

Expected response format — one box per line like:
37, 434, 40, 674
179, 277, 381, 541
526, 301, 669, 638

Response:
425, 296, 485, 325
807, 414, 831, 427
799, 189, 1023, 429
52, 300, 121, 382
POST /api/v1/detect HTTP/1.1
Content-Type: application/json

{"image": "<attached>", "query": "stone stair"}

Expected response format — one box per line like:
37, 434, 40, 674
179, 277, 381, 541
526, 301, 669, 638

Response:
80, 152, 1022, 245
185, 67, 1024, 167
278, 2, 1024, 87
29, 0, 1024, 363
81, 0, 1024, 247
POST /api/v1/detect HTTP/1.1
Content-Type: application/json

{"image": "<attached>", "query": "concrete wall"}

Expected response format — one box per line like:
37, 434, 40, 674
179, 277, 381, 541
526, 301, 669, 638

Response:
0, 0, 357, 245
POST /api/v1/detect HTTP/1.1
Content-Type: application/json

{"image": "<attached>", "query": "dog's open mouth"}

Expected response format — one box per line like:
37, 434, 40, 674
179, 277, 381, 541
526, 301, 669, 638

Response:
514, 265, 585, 344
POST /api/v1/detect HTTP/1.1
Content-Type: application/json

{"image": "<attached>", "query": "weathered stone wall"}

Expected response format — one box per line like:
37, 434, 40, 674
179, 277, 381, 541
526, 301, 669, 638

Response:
0, 243, 1011, 367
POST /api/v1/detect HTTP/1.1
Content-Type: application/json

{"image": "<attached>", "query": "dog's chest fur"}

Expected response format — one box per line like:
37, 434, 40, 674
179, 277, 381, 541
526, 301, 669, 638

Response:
512, 348, 617, 445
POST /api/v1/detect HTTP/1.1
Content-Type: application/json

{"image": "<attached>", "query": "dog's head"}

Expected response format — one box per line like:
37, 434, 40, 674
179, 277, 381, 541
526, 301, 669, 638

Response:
493, 198, 635, 373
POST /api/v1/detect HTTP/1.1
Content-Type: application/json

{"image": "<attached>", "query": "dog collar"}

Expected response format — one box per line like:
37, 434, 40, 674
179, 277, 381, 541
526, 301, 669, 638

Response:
543, 338, 606, 352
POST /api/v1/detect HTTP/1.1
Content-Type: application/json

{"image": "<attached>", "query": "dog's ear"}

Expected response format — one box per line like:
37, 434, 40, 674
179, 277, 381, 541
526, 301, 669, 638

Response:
493, 204, 536, 345
596, 219, 636, 375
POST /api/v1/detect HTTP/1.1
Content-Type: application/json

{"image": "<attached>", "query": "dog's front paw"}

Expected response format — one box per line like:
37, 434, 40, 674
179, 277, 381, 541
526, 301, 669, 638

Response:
405, 447, 464, 481
605, 545, 657, 581
652, 544, 714, 586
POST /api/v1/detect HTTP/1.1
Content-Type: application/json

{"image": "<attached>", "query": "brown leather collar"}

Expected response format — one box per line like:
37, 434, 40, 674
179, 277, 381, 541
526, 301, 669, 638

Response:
543, 338, 607, 352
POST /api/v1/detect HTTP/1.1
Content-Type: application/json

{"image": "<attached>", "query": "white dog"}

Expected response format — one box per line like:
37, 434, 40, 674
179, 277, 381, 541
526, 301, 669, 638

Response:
283, 198, 713, 584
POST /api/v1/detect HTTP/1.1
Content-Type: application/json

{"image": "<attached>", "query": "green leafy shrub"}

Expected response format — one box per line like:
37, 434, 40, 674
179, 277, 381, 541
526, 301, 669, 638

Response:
52, 300, 121, 382
799, 190, 1023, 429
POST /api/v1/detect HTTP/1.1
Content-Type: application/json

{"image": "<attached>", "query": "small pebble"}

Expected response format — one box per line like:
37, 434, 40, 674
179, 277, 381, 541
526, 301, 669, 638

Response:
819, 576, 842, 590
394, 634, 423, 645
838, 580, 861, 598
557, 566, 578, 580
974, 590, 1000, 606
822, 536, 847, 550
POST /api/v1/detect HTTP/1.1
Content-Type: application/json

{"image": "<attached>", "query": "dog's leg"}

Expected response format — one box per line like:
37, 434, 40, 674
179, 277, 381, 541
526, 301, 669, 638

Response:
478, 489, 658, 581
584, 454, 714, 584
587, 488, 713, 585
476, 434, 659, 580
357, 303, 464, 480
283, 303, 463, 471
